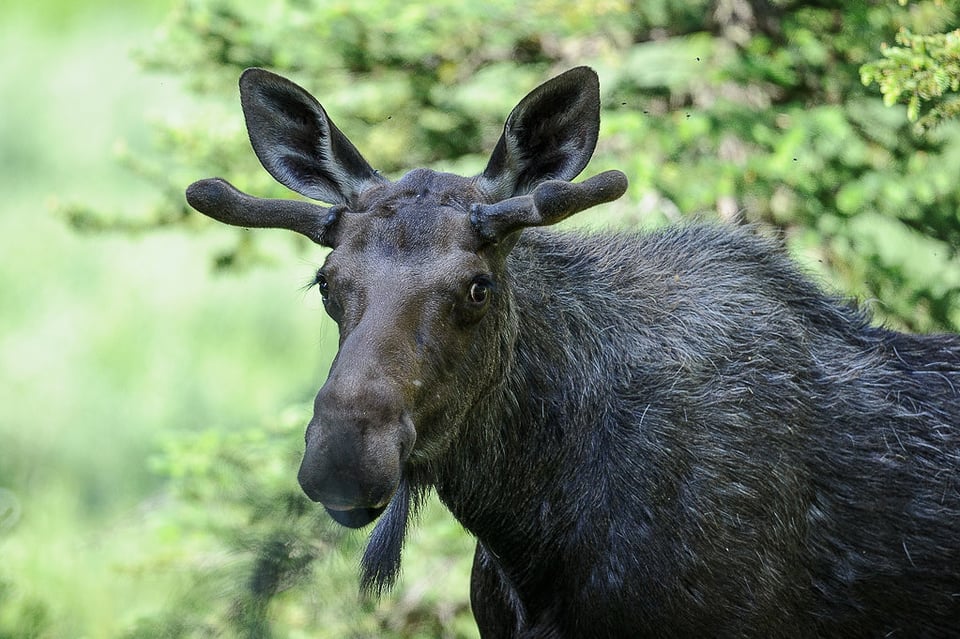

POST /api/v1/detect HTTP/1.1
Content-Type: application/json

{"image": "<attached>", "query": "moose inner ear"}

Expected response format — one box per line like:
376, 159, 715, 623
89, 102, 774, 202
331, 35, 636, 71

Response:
239, 68, 386, 205
477, 66, 601, 200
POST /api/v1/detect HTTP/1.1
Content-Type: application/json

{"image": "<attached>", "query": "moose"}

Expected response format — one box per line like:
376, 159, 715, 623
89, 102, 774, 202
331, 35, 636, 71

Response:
186, 67, 960, 637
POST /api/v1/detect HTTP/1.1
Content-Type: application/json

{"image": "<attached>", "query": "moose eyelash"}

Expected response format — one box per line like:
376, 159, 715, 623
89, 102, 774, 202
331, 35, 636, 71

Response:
302, 269, 325, 293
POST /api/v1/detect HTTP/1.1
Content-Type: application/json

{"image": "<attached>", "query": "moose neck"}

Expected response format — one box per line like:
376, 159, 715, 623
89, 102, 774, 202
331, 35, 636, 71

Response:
429, 230, 607, 581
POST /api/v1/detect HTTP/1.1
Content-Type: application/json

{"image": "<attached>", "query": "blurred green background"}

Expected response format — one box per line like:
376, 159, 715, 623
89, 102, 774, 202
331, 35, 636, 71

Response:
1, 0, 958, 637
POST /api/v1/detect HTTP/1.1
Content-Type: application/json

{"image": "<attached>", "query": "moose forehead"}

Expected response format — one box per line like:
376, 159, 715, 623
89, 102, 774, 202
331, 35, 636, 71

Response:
333, 168, 487, 258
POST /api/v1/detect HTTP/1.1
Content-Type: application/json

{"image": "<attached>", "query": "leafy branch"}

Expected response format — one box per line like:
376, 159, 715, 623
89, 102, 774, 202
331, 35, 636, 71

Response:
861, 26, 960, 133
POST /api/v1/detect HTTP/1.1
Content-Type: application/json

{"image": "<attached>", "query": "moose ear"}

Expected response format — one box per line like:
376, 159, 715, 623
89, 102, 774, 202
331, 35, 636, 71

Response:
239, 68, 385, 205
477, 67, 601, 200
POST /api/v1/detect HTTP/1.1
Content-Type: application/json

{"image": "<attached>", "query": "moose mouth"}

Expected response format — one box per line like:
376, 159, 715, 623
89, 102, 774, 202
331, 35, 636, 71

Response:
324, 504, 387, 529
299, 414, 415, 530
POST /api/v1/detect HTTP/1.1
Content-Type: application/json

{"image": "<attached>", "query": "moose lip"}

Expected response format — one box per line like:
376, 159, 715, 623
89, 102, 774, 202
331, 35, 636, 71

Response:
323, 504, 387, 529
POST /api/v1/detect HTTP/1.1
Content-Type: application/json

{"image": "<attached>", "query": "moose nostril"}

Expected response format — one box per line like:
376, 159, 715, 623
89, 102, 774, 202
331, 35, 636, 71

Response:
297, 462, 324, 503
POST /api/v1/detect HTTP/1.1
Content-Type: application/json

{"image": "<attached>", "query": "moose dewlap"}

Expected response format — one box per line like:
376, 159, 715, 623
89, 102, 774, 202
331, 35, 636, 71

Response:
186, 66, 960, 637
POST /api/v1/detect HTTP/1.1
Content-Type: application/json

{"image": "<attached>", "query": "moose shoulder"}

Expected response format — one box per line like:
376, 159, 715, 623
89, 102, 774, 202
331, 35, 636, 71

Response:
186, 67, 960, 637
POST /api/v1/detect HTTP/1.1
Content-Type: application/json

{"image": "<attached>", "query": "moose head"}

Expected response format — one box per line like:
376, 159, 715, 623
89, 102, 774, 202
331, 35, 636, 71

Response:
186, 67, 627, 530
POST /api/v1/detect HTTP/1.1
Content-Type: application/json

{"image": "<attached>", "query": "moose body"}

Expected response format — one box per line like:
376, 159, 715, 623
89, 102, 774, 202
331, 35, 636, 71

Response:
187, 67, 960, 637
449, 225, 960, 637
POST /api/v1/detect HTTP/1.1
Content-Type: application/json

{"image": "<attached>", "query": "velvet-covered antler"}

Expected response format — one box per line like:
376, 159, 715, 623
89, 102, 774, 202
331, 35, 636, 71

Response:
470, 170, 629, 242
185, 177, 339, 246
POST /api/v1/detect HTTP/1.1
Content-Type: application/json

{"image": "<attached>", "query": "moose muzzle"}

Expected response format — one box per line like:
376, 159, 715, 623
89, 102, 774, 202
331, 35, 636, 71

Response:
297, 376, 416, 529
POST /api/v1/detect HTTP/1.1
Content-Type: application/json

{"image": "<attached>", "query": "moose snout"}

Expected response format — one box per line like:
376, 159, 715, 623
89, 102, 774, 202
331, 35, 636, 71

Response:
297, 384, 416, 528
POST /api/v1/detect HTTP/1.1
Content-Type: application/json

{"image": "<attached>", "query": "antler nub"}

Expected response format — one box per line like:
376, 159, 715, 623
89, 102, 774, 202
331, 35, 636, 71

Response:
470, 170, 628, 242
185, 178, 338, 246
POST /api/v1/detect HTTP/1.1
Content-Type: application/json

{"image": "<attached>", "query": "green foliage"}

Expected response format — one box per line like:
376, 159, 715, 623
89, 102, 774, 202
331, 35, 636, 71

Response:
66, 0, 959, 332
124, 405, 476, 638
862, 24, 960, 133
0, 578, 51, 639
123, 405, 355, 637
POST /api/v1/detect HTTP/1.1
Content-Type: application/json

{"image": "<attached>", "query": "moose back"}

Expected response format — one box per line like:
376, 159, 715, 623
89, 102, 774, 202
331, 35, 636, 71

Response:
186, 67, 960, 637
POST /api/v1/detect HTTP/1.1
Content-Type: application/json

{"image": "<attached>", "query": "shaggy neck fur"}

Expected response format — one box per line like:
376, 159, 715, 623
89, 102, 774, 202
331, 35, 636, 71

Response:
363, 223, 960, 636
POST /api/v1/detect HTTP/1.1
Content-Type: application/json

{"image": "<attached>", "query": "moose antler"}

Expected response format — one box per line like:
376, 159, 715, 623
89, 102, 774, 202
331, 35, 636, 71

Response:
185, 178, 339, 246
470, 170, 629, 242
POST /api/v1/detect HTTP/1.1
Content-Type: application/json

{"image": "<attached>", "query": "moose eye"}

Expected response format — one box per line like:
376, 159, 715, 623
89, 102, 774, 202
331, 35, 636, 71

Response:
467, 277, 492, 305
314, 272, 330, 303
